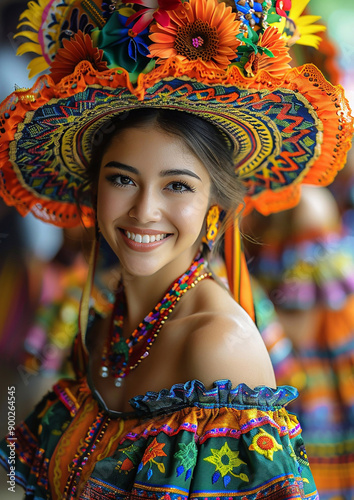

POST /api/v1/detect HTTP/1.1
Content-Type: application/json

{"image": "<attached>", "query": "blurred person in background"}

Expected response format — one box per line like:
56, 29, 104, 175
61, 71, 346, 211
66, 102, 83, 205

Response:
247, 186, 354, 498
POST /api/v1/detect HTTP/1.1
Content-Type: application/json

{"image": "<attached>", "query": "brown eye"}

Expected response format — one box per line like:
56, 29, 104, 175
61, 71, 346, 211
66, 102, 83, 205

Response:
106, 174, 135, 187
120, 176, 132, 185
172, 182, 184, 191
166, 181, 196, 193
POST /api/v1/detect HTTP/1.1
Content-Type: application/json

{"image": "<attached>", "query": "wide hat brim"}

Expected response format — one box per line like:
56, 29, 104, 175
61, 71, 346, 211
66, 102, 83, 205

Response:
0, 59, 353, 227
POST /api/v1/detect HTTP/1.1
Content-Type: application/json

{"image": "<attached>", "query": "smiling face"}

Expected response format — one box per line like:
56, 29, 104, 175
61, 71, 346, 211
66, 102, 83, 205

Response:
96, 125, 212, 279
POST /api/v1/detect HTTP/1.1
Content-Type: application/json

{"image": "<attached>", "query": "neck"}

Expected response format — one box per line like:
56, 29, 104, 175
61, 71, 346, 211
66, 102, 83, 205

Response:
121, 247, 202, 334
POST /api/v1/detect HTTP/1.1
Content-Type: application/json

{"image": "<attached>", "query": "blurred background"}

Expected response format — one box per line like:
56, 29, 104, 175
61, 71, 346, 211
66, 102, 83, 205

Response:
0, 0, 353, 498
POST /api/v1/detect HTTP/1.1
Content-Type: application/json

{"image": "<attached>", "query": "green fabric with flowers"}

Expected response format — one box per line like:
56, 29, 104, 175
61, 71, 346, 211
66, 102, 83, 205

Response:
0, 377, 319, 499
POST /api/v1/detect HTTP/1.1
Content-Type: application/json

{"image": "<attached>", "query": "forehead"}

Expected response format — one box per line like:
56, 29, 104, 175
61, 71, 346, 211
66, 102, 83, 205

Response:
101, 126, 211, 179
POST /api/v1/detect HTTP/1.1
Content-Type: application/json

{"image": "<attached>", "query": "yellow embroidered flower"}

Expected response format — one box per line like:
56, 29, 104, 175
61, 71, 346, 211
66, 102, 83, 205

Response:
249, 428, 283, 461
204, 442, 246, 477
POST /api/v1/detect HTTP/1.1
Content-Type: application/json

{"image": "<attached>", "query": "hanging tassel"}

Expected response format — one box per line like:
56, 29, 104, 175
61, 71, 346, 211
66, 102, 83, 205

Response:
72, 239, 100, 379
224, 221, 255, 322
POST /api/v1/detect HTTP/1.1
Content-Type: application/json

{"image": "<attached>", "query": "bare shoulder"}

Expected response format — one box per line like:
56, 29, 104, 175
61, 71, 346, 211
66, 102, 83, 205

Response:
179, 279, 276, 390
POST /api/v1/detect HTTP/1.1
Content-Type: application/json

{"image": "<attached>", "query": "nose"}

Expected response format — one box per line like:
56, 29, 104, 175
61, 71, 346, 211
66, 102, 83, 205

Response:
128, 186, 162, 224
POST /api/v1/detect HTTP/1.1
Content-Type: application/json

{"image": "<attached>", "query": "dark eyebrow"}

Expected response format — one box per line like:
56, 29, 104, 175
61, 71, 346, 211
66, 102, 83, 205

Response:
160, 169, 202, 181
103, 161, 139, 175
104, 162, 202, 182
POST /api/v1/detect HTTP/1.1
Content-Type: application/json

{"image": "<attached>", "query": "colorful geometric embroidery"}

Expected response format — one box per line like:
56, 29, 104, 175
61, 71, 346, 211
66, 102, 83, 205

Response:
143, 81, 322, 197
249, 428, 283, 460
16, 84, 315, 199
204, 441, 249, 487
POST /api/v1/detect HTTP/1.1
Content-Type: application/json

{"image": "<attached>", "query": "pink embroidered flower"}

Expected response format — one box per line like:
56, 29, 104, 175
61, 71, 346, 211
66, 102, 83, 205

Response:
124, 0, 182, 34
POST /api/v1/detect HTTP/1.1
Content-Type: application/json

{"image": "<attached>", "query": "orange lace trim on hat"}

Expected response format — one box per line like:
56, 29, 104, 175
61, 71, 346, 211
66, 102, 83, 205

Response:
0, 59, 353, 222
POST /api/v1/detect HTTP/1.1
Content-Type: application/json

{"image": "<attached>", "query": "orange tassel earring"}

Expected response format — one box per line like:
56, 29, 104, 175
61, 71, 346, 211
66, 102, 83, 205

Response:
202, 205, 223, 251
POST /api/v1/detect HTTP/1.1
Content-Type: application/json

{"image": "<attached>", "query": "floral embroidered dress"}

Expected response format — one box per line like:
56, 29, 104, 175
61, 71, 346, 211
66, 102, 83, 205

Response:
0, 328, 318, 500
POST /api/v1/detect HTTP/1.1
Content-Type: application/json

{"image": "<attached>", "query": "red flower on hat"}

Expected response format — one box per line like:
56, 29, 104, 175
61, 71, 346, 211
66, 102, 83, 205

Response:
124, 0, 182, 35
50, 31, 108, 84
275, 0, 291, 17
244, 27, 291, 78
149, 0, 241, 70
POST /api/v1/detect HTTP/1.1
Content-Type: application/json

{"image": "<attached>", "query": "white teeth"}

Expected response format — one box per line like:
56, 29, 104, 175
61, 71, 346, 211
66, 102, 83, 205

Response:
124, 231, 167, 244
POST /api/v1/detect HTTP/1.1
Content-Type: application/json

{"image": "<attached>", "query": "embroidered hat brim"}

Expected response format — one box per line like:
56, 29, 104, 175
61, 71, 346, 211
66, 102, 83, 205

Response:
0, 58, 353, 227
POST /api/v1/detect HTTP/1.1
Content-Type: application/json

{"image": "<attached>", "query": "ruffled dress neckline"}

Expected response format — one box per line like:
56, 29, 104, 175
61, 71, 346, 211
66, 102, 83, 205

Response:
86, 369, 298, 420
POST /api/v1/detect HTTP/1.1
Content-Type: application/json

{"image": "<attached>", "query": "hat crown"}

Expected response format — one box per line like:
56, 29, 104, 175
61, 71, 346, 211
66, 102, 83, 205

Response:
15, 0, 325, 82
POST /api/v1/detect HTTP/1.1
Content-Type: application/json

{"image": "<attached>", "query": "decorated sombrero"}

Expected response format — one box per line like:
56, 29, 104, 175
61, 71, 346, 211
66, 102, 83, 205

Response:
0, 0, 353, 229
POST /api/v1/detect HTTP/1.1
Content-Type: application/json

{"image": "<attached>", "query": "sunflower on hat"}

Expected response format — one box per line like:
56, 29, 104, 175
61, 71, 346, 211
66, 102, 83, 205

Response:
15, 0, 324, 82
148, 0, 242, 71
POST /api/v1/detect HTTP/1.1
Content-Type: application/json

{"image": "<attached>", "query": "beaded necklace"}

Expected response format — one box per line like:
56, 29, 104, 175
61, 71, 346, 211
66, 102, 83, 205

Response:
100, 252, 212, 387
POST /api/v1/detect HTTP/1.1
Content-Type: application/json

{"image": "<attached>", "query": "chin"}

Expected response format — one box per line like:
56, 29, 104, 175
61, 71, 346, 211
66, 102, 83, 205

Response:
119, 255, 166, 278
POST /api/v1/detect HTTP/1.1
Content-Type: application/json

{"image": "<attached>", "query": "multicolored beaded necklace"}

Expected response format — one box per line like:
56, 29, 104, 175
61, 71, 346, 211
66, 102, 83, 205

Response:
100, 252, 212, 387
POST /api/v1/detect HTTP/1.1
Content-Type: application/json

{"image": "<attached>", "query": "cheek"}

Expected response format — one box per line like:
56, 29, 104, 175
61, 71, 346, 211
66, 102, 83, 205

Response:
173, 195, 209, 234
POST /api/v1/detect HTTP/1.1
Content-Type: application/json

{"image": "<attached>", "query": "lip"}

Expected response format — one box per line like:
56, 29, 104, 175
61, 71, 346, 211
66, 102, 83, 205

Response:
118, 228, 172, 252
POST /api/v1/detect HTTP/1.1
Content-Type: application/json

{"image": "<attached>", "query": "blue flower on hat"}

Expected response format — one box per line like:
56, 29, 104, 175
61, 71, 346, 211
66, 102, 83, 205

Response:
95, 7, 154, 82
234, 0, 264, 27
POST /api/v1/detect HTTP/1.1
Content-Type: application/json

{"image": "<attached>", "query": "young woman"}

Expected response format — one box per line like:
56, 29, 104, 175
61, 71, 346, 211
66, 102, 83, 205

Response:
0, 0, 352, 498
88, 109, 276, 410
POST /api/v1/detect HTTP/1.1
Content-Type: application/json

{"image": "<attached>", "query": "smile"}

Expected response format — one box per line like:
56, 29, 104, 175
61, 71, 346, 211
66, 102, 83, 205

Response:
124, 230, 168, 243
